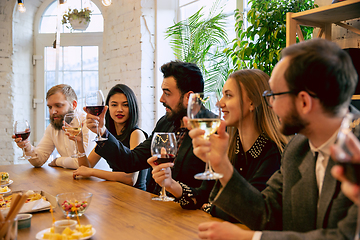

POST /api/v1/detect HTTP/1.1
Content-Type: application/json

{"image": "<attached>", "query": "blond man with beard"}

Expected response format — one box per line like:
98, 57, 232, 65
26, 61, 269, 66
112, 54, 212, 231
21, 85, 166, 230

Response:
13, 84, 94, 169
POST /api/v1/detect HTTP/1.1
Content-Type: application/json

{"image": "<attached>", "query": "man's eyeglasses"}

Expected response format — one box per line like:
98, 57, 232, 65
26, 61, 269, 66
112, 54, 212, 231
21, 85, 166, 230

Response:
262, 90, 295, 107
262, 90, 317, 107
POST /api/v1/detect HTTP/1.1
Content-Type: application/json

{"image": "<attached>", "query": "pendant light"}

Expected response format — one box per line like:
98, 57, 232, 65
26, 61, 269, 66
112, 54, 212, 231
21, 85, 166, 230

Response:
17, 0, 26, 13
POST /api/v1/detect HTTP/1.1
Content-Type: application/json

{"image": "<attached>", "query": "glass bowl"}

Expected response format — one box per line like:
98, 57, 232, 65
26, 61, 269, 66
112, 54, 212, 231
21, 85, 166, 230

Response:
56, 192, 92, 217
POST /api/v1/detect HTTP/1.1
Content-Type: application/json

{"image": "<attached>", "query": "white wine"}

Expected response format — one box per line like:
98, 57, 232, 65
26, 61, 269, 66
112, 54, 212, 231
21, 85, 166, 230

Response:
189, 118, 221, 138
65, 127, 82, 137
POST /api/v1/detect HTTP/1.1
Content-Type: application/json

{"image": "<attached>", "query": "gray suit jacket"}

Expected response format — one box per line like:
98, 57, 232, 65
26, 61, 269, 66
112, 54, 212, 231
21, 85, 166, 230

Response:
209, 134, 357, 239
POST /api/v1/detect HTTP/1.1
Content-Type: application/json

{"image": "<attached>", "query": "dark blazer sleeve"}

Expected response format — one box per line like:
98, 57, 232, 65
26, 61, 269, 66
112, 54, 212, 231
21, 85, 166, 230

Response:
210, 134, 357, 239
95, 116, 171, 173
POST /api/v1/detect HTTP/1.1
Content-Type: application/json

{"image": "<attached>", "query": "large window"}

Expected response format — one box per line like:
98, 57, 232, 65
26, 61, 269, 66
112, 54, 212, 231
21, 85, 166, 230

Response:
34, 0, 103, 151
44, 46, 99, 126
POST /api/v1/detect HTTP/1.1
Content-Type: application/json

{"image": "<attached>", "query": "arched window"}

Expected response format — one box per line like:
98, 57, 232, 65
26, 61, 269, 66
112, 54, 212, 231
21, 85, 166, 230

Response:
33, 0, 103, 149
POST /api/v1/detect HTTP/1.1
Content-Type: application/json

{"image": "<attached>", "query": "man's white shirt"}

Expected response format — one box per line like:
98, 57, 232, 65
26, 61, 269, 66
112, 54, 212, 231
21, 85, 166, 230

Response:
25, 110, 95, 169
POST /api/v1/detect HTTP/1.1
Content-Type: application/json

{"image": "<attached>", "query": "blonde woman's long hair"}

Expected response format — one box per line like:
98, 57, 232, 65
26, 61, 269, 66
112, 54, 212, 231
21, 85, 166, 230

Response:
227, 69, 288, 164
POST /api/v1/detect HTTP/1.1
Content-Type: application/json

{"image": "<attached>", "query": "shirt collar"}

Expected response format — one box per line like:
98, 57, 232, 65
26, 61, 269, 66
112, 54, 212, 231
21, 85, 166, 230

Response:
309, 128, 339, 158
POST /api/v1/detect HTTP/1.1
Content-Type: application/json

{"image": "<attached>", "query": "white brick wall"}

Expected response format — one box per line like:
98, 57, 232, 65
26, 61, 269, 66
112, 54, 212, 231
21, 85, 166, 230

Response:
102, 0, 155, 135
0, 0, 42, 164
0, 0, 17, 165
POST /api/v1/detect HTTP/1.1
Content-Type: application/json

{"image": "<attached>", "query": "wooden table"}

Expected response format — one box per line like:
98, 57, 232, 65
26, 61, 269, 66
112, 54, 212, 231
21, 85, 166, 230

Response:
1, 164, 228, 239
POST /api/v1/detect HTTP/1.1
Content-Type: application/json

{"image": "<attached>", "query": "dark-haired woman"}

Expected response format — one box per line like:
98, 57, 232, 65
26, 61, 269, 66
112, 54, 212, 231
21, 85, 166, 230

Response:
73, 84, 148, 190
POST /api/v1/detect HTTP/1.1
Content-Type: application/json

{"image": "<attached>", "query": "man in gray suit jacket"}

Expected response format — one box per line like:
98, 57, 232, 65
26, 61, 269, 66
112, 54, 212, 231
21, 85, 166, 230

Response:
189, 38, 359, 239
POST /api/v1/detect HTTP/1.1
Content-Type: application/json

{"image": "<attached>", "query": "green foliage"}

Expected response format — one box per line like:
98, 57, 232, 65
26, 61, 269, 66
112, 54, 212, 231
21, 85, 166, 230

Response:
225, 0, 317, 76
62, 8, 92, 27
165, 1, 231, 93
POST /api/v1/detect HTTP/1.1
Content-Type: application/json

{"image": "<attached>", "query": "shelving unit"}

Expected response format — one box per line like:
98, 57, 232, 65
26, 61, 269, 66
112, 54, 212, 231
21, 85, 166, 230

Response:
286, 0, 360, 47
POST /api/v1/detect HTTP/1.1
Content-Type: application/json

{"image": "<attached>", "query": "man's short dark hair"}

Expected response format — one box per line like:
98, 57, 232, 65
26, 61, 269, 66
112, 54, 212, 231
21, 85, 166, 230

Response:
160, 61, 204, 94
281, 38, 358, 115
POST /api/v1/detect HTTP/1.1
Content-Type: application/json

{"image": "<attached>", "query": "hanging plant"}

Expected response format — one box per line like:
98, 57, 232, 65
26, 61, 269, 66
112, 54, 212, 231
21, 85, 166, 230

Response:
62, 8, 92, 31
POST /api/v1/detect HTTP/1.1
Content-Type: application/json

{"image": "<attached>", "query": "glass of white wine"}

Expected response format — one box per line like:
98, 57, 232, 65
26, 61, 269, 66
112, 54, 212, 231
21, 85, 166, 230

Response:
187, 92, 223, 180
63, 113, 85, 158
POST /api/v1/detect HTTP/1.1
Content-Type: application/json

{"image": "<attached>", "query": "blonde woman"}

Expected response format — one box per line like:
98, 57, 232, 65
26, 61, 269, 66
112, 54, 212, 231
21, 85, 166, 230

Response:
148, 69, 288, 222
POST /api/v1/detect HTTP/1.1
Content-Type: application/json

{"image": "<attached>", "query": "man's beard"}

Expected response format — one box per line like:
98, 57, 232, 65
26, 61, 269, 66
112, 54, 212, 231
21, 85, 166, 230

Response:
50, 108, 74, 130
164, 100, 187, 122
280, 104, 309, 136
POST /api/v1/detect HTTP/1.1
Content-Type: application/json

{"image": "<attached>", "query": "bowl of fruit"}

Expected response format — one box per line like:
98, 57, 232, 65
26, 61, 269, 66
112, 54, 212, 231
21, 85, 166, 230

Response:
56, 192, 92, 217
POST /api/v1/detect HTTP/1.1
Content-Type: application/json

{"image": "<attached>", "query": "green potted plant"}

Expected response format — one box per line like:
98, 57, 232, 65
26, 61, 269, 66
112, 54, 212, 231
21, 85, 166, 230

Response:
165, 1, 231, 94
225, 0, 317, 76
62, 8, 92, 31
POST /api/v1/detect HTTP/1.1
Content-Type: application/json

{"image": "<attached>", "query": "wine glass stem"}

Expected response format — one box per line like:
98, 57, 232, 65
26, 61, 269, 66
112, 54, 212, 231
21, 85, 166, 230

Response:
355, 193, 360, 240
96, 121, 101, 138
160, 181, 167, 198
204, 149, 214, 174
74, 138, 79, 155
22, 148, 26, 158
207, 161, 214, 173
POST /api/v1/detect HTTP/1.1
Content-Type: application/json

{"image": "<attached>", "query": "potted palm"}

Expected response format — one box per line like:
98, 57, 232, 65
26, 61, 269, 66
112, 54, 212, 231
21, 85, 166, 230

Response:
165, 2, 230, 94
62, 8, 92, 31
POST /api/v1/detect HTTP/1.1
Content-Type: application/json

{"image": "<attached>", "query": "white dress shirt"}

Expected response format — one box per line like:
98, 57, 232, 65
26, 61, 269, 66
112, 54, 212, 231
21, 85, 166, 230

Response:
309, 130, 338, 196
25, 110, 95, 169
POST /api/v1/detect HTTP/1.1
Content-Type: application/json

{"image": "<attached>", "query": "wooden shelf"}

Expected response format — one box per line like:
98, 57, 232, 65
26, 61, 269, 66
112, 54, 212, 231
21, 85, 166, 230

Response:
352, 95, 360, 100
286, 0, 360, 46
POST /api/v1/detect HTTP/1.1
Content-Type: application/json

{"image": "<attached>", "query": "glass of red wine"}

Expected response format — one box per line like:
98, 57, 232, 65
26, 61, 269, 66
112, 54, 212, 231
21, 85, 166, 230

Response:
85, 90, 107, 141
14, 119, 31, 160
335, 112, 360, 240
151, 132, 177, 202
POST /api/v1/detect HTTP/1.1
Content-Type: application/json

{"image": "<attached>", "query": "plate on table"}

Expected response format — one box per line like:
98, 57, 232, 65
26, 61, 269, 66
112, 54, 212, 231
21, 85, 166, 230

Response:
0, 190, 54, 216
1, 180, 13, 187
35, 227, 96, 240
0, 186, 11, 195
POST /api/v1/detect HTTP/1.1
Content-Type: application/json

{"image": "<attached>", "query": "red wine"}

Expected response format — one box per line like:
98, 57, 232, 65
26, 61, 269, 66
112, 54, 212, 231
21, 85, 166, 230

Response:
154, 154, 175, 165
15, 131, 31, 140
85, 106, 104, 116
339, 162, 360, 185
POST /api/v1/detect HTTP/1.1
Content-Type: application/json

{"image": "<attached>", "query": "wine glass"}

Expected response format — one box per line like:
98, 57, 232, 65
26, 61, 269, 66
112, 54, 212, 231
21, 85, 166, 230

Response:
187, 92, 223, 180
14, 119, 31, 160
151, 132, 177, 202
63, 113, 85, 158
334, 112, 360, 240
85, 90, 107, 141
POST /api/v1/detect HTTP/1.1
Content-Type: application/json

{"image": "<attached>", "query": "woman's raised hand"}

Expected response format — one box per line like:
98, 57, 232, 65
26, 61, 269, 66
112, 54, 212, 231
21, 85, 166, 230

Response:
147, 156, 174, 189
189, 120, 229, 170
